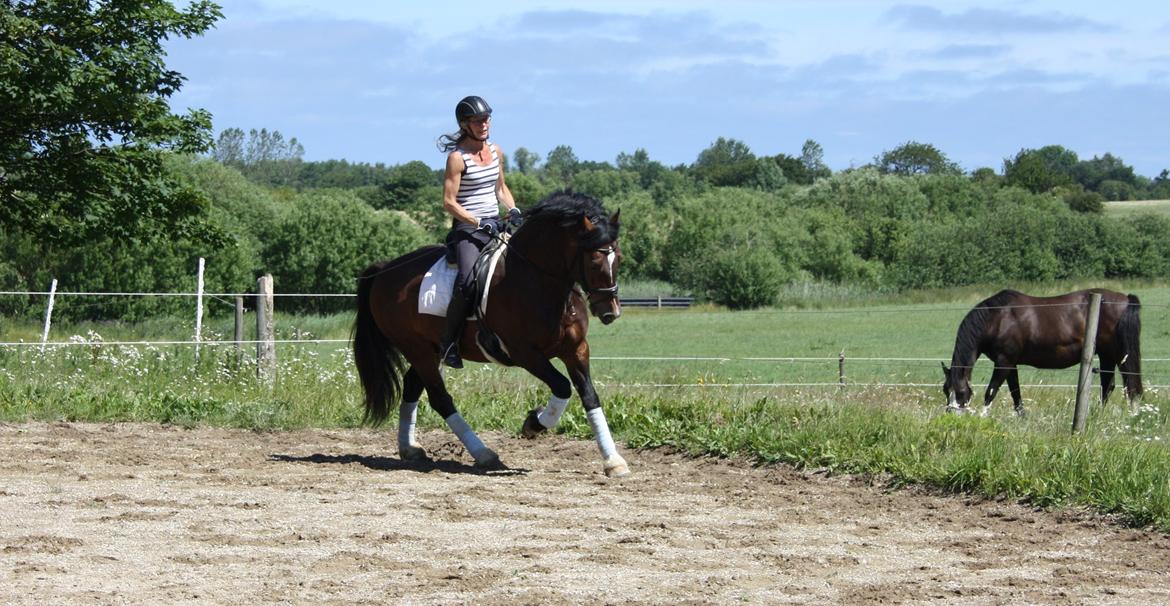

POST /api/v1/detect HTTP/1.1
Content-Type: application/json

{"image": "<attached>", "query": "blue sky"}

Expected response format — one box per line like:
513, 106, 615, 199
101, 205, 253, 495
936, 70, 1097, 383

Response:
167, 1, 1170, 177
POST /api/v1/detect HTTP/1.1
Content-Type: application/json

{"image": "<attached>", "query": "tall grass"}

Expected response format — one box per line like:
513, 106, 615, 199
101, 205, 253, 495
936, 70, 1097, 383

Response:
3, 281, 1170, 531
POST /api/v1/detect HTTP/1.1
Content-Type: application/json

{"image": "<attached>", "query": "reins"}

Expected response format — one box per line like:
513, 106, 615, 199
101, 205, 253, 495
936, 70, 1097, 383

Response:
486, 224, 619, 301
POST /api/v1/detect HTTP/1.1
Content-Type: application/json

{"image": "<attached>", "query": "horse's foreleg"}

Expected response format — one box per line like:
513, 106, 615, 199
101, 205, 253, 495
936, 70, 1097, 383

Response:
982, 368, 1010, 417
518, 358, 573, 438
564, 359, 629, 478
397, 367, 427, 461
418, 369, 500, 469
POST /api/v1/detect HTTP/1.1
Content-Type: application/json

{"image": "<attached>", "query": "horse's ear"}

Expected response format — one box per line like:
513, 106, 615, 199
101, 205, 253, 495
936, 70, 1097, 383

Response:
610, 209, 620, 226
582, 215, 596, 231
940, 362, 949, 374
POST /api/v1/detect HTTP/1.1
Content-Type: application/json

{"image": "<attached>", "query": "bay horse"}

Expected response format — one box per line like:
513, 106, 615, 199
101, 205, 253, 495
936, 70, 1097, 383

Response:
942, 289, 1142, 416
353, 191, 630, 477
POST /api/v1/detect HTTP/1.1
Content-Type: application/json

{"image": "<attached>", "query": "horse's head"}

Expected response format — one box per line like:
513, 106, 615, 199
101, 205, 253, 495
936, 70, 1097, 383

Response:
577, 210, 622, 324
516, 191, 624, 324
941, 362, 972, 409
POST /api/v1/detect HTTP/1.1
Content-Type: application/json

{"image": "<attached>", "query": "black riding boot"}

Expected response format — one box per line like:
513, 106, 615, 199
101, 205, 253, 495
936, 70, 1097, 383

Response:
439, 285, 471, 369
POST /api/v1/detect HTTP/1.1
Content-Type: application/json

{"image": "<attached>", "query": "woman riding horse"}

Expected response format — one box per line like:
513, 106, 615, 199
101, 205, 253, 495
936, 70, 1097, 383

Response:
353, 190, 629, 477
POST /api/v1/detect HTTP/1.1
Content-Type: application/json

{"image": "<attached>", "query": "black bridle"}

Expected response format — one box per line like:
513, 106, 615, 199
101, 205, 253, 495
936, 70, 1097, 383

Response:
487, 227, 619, 303
577, 245, 620, 302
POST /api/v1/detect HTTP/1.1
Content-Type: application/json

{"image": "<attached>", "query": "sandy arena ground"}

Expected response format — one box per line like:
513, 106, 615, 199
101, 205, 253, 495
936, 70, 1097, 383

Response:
1, 421, 1168, 605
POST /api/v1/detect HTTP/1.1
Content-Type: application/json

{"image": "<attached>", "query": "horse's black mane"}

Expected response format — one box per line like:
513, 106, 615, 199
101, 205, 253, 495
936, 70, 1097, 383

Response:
953, 289, 1021, 365
522, 190, 618, 247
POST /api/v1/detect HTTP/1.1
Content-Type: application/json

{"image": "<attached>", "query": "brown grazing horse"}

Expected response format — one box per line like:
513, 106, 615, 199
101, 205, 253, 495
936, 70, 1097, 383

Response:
353, 191, 630, 477
942, 289, 1142, 416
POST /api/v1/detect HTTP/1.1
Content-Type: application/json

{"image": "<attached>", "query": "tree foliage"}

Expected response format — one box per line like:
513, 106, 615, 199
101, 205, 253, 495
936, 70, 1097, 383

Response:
692, 137, 757, 187
262, 191, 430, 314
874, 141, 961, 176
0, 0, 224, 247
1003, 145, 1078, 193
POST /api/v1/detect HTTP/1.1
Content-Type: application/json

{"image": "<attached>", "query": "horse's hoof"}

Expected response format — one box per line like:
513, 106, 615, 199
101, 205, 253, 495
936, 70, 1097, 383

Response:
399, 444, 428, 462
603, 455, 631, 478
521, 408, 548, 439
945, 405, 964, 415
1014, 408, 1027, 418
473, 449, 503, 470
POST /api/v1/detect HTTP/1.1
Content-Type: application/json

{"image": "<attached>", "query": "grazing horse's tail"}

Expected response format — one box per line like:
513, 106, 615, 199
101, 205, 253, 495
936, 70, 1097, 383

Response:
1118, 293, 1143, 398
352, 263, 405, 425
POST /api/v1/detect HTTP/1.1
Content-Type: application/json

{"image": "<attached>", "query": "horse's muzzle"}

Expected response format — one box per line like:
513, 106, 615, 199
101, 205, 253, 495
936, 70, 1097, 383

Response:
599, 310, 619, 325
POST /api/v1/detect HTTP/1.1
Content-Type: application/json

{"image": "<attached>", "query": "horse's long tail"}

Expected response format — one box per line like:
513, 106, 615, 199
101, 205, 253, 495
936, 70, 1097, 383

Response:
352, 263, 404, 425
1118, 293, 1143, 398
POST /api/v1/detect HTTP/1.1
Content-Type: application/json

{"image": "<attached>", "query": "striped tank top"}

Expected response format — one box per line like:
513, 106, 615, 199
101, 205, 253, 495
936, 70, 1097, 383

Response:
456, 142, 500, 220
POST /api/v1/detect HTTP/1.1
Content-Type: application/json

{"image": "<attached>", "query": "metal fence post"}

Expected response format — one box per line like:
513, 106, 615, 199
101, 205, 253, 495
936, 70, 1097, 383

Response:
194, 257, 205, 362
40, 278, 58, 353
234, 296, 244, 370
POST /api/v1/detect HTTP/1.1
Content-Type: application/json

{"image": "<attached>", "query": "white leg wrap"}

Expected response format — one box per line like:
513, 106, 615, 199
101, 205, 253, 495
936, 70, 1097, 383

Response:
537, 395, 571, 429
445, 413, 491, 462
586, 408, 619, 461
398, 401, 419, 450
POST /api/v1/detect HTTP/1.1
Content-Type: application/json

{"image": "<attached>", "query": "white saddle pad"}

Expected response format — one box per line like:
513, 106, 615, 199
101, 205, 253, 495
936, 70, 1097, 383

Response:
418, 244, 507, 318
419, 258, 457, 317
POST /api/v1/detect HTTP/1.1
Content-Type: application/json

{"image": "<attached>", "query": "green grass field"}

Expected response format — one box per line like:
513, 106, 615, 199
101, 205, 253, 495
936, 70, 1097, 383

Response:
1104, 199, 1170, 218
3, 280, 1170, 531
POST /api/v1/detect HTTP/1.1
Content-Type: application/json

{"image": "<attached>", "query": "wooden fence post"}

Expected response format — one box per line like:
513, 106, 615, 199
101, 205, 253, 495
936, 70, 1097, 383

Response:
838, 351, 846, 388
1072, 292, 1103, 434
256, 274, 275, 384
40, 278, 58, 353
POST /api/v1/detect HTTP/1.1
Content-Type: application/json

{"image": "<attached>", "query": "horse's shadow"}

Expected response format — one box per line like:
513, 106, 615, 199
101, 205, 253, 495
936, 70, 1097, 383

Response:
268, 452, 529, 476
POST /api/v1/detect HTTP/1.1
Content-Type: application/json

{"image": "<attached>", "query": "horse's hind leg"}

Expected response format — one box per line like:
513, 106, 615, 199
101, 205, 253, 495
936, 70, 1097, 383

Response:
397, 367, 427, 461
416, 365, 500, 469
1098, 360, 1116, 410
1006, 369, 1024, 417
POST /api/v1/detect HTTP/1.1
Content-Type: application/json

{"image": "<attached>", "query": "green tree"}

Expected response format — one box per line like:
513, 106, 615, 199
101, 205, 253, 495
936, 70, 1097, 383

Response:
692, 137, 757, 187
263, 191, 430, 314
1149, 169, 1170, 200
772, 153, 813, 185
750, 157, 788, 192
543, 145, 579, 186
512, 147, 540, 174
0, 0, 224, 247
379, 161, 438, 210
1072, 153, 1136, 193
970, 167, 1000, 186
874, 141, 961, 176
799, 139, 831, 181
1003, 145, 1078, 193
213, 127, 246, 166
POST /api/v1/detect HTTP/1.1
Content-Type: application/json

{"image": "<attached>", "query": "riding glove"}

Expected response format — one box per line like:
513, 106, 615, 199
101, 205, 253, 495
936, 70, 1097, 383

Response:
506, 207, 523, 228
476, 219, 499, 238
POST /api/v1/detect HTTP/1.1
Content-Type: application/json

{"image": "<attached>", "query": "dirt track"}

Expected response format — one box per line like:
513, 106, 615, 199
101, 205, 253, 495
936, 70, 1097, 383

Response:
1, 422, 1168, 605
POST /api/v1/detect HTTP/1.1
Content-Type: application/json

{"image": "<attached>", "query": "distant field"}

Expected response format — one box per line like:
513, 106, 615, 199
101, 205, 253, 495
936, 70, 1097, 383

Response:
1104, 199, 1170, 218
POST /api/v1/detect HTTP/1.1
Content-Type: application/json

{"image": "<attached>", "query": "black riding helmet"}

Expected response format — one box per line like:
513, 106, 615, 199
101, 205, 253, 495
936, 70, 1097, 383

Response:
455, 95, 492, 123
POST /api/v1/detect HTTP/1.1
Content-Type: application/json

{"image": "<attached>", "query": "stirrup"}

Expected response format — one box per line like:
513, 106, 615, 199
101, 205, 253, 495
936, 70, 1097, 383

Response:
441, 342, 463, 369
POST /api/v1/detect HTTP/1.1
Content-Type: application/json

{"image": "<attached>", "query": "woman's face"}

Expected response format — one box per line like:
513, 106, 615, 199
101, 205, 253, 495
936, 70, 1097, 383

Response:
465, 114, 491, 140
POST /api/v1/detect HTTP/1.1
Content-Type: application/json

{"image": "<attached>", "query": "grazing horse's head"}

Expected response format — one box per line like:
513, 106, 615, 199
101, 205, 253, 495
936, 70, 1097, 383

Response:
941, 362, 973, 409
